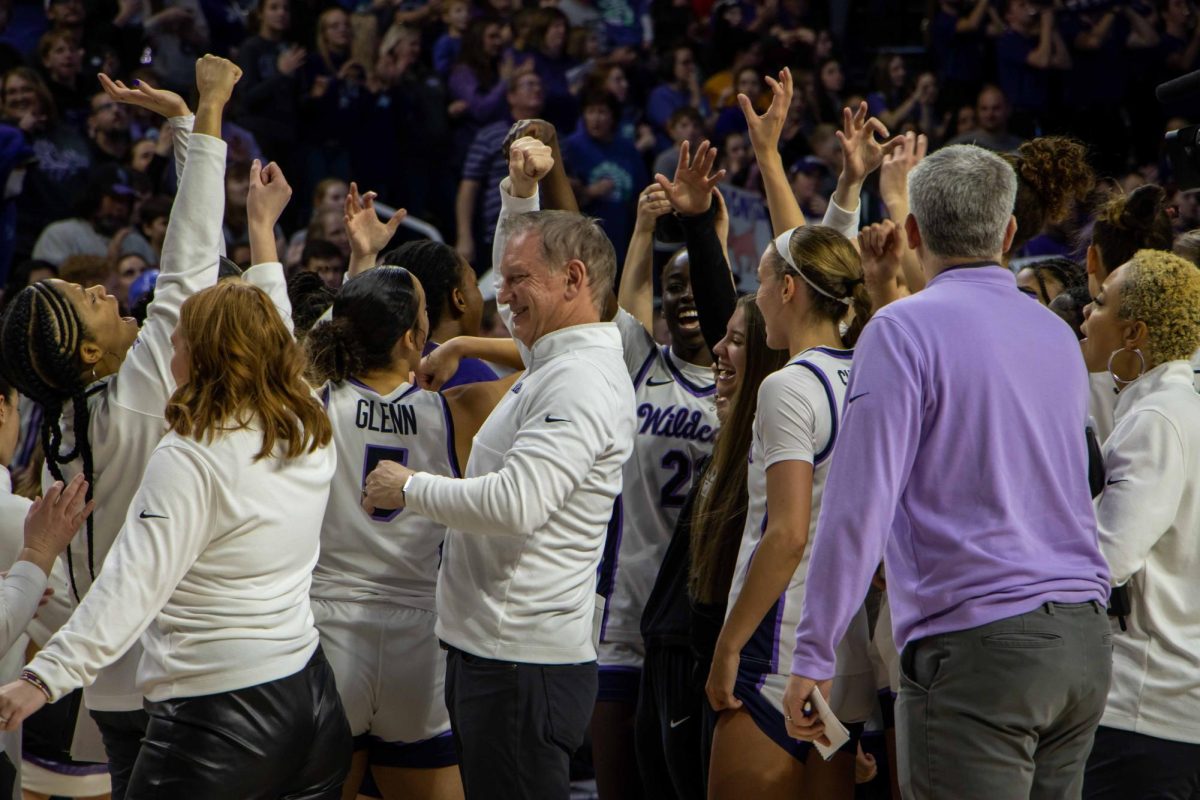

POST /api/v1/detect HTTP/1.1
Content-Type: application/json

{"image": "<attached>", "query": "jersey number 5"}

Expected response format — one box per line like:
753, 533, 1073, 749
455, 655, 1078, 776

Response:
363, 445, 410, 522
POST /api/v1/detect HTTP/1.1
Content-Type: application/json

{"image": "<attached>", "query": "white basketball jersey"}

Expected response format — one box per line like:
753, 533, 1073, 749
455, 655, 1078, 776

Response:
311, 379, 461, 610
727, 346, 872, 717
598, 310, 718, 646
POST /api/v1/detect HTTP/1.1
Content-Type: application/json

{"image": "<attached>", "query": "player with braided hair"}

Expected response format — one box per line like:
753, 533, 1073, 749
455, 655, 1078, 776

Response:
0, 56, 273, 800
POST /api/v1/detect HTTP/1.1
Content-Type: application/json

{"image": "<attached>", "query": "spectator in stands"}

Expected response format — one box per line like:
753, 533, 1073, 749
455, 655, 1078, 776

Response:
37, 30, 87, 128
713, 66, 763, 143
1061, 7, 1158, 176
285, 177, 347, 263
306, 7, 351, 85
455, 72, 543, 267
581, 63, 653, 153
120, 194, 171, 266
448, 17, 514, 137
945, 84, 1023, 152
222, 159, 251, 251
142, 0, 210, 94
234, 0, 303, 185
929, 0, 992, 109
525, 7, 577, 131
562, 90, 646, 262
110, 252, 151, 311
85, 91, 131, 166
996, 0, 1071, 137
298, 237, 345, 290
652, 106, 704, 184
1161, 0, 1200, 75
813, 56, 845, 125
31, 165, 135, 266
433, 0, 471, 76
647, 44, 708, 137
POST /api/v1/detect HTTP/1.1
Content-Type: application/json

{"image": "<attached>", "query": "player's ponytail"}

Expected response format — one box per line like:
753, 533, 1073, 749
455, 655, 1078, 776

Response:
304, 267, 422, 385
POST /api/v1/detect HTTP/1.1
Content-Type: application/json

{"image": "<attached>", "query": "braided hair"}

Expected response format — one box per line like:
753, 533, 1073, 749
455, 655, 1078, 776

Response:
0, 282, 97, 601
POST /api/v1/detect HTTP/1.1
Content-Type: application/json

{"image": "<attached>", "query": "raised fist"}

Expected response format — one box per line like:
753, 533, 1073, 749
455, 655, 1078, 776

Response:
195, 54, 242, 105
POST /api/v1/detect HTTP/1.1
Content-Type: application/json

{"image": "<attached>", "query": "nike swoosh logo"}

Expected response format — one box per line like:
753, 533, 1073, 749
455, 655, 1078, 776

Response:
848, 391, 870, 403
646, 378, 673, 387
139, 510, 168, 519
1105, 478, 1128, 486
544, 415, 570, 424
669, 717, 691, 729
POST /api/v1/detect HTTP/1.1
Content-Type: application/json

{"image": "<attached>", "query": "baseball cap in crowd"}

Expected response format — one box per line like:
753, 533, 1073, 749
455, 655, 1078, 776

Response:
789, 155, 829, 177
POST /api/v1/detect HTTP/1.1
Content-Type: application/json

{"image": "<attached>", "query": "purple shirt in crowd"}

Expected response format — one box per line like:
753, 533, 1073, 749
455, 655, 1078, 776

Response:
791, 264, 1111, 679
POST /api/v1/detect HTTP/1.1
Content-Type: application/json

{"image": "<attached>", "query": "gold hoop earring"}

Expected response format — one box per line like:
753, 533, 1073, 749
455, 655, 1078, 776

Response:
1107, 347, 1145, 389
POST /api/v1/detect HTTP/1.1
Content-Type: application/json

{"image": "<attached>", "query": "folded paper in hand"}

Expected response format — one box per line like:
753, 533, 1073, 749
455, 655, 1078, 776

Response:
809, 685, 850, 760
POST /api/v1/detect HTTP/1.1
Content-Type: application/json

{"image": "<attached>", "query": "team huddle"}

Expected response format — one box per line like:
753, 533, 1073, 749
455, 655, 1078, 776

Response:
0, 51, 1196, 800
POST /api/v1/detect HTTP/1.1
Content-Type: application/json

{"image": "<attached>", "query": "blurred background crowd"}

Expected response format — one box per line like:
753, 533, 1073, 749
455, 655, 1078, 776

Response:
0, 0, 1196, 313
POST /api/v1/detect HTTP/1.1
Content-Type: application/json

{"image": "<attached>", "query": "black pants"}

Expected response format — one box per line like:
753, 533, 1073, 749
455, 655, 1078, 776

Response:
91, 707, 150, 800
634, 645, 704, 800
1084, 726, 1200, 799
444, 646, 596, 800
126, 647, 351, 800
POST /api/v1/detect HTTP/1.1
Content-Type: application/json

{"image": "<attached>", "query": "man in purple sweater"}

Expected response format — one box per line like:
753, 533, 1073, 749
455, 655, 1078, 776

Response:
784, 145, 1112, 798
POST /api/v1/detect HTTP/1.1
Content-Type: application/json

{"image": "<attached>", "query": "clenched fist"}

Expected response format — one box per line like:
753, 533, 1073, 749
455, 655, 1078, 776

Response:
507, 136, 554, 199
194, 54, 242, 105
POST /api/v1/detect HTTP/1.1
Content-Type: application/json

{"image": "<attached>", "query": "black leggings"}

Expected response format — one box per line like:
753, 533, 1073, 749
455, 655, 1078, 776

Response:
126, 647, 351, 800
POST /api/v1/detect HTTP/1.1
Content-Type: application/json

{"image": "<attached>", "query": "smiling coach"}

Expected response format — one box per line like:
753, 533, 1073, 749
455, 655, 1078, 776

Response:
362, 146, 637, 799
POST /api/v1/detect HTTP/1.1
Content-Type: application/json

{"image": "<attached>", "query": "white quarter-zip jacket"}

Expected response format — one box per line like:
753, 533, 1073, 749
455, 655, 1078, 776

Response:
1096, 360, 1200, 744
29, 426, 336, 703
409, 323, 637, 664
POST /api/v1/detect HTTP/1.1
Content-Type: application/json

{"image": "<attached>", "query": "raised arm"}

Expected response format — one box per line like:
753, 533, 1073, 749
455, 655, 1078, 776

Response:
656, 142, 736, 353
738, 67, 804, 235
877, 131, 928, 293
618, 183, 672, 332
503, 119, 579, 213
826, 102, 896, 241
244, 159, 295, 332
345, 182, 408, 278
109, 55, 241, 416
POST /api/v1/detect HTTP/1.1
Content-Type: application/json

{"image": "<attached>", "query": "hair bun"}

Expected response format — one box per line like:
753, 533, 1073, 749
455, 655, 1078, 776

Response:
1120, 183, 1167, 232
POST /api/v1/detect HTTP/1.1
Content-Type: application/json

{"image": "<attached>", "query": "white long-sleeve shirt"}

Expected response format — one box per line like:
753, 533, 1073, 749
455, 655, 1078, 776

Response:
410, 323, 636, 664
1096, 360, 1200, 745
29, 426, 335, 703
408, 181, 636, 663
47, 127, 289, 712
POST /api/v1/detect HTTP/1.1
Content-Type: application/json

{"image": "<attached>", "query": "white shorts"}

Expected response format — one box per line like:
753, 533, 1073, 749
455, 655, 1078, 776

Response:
312, 599, 452, 755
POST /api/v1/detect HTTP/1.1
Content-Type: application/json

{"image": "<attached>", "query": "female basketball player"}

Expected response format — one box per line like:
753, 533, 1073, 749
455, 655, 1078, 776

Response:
0, 56, 282, 798
307, 197, 515, 800
706, 226, 875, 799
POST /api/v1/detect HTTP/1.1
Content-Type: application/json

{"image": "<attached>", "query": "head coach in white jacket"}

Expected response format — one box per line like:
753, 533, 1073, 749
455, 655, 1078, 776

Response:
363, 140, 637, 799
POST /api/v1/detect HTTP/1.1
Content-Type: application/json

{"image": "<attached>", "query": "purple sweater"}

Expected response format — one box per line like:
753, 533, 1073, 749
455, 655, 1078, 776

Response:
791, 265, 1110, 679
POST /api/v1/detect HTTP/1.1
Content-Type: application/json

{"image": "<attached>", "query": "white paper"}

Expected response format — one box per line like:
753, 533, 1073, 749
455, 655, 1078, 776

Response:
809, 685, 850, 760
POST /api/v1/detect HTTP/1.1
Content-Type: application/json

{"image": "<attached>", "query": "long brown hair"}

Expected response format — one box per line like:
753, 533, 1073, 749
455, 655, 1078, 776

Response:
166, 281, 331, 460
689, 296, 788, 604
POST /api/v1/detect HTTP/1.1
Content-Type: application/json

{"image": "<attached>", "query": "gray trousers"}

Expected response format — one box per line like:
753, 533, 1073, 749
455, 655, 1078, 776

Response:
897, 601, 1112, 800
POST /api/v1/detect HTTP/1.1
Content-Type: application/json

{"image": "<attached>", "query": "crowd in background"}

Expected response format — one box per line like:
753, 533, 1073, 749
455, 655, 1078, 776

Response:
0, 0, 1197, 309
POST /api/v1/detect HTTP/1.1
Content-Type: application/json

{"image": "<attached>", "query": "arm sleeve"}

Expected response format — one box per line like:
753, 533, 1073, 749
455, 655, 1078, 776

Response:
406, 367, 617, 535
678, 206, 737, 354
821, 196, 861, 241
167, 113, 195, 201
109, 134, 226, 416
25, 558, 71, 647
0, 561, 48, 657
790, 316, 924, 679
26, 445, 215, 701
1095, 410, 1184, 586
242, 261, 293, 335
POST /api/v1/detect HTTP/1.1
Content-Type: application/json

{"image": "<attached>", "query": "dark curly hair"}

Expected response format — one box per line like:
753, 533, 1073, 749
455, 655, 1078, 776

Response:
1005, 137, 1095, 254
1090, 184, 1174, 276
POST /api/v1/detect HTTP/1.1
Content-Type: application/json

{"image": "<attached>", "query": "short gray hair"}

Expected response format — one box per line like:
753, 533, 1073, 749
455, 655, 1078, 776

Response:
503, 210, 616, 311
908, 145, 1018, 260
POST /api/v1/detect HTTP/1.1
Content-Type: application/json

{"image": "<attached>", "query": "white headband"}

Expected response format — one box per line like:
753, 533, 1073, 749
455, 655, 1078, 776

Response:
773, 227, 852, 307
